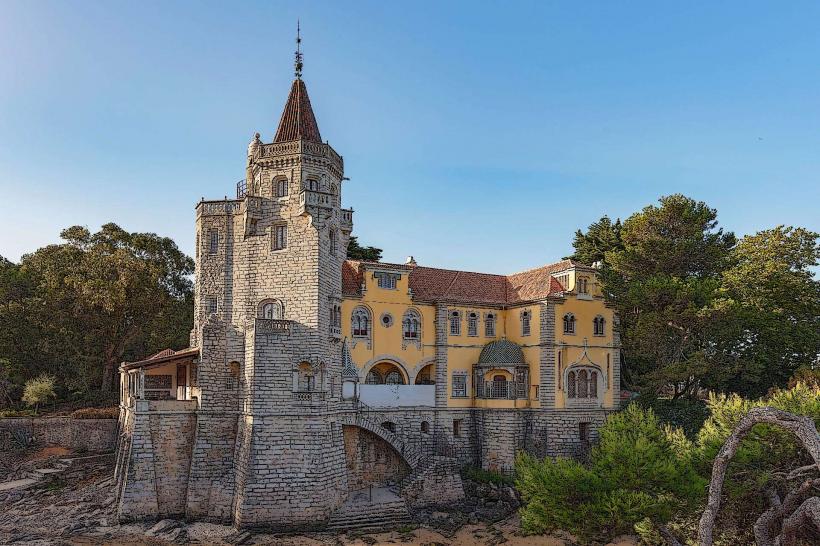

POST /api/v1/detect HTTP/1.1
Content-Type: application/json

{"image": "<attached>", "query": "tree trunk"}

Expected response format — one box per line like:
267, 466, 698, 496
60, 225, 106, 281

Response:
698, 407, 820, 546
101, 359, 116, 393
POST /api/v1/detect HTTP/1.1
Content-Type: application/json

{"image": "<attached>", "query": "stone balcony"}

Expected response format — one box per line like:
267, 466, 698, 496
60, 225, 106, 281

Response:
340, 208, 354, 231
298, 190, 334, 216
330, 325, 342, 339
196, 199, 241, 217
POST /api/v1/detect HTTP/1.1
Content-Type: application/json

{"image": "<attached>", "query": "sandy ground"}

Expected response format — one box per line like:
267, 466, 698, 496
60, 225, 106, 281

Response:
0, 453, 639, 546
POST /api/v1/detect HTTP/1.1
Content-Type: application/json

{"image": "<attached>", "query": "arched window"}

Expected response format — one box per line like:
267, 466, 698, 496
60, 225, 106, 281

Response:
421, 421, 430, 434
449, 311, 461, 336
521, 310, 531, 336
567, 371, 577, 398
491, 374, 508, 399
297, 362, 315, 392
306, 178, 318, 191
402, 309, 421, 339
577, 369, 588, 398
260, 300, 283, 320
365, 370, 383, 384
589, 371, 598, 398
352, 307, 370, 337
329, 230, 337, 255
578, 276, 588, 294
467, 312, 478, 336
485, 313, 496, 337
385, 370, 404, 385
593, 315, 605, 336
563, 313, 576, 334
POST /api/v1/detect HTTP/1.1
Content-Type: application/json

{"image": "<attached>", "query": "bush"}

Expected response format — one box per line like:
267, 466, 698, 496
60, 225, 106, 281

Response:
462, 465, 515, 486
70, 406, 119, 419
517, 404, 705, 541
638, 396, 710, 438
21, 374, 56, 415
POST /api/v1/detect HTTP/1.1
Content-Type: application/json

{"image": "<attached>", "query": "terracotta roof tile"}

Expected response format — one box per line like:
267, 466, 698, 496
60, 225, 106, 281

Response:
343, 258, 575, 306
273, 79, 322, 143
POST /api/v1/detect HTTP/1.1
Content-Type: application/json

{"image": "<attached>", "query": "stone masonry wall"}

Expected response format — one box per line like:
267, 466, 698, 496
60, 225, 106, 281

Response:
0, 417, 117, 453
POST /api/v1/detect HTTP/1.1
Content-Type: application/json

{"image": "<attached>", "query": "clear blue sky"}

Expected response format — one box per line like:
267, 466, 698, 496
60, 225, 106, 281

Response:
1, 1, 818, 274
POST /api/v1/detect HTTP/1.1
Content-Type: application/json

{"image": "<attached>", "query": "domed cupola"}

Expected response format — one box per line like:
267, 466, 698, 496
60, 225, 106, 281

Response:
478, 339, 525, 365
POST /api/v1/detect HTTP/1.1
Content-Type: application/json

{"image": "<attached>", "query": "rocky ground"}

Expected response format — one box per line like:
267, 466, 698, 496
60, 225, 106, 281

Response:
0, 450, 638, 545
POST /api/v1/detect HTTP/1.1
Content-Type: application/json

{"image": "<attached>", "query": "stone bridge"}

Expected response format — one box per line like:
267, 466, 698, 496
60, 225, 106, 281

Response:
338, 410, 424, 470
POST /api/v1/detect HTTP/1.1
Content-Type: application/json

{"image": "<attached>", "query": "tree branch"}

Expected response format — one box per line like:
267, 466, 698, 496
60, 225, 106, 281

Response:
698, 407, 820, 546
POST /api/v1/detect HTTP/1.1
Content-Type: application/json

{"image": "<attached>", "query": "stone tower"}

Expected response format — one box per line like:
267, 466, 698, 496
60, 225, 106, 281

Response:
190, 47, 354, 526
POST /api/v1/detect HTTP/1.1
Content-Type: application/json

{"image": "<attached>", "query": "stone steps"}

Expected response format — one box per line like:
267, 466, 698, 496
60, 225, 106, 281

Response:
0, 451, 114, 492
326, 487, 412, 532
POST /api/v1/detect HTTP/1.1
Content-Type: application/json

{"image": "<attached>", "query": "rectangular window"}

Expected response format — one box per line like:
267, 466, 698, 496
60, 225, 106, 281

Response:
453, 419, 463, 438
521, 311, 531, 336
273, 224, 287, 250
374, 272, 399, 290
276, 179, 288, 197
207, 297, 218, 314
452, 374, 467, 398
485, 315, 495, 337
195, 233, 200, 258
449, 312, 460, 336
208, 229, 219, 254
578, 277, 588, 294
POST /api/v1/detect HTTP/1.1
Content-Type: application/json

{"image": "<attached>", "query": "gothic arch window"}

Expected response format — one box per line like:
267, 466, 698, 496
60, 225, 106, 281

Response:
485, 313, 496, 337
329, 304, 341, 331
329, 229, 337, 255
467, 312, 478, 337
593, 315, 606, 336
352, 306, 371, 338
449, 311, 461, 336
563, 313, 576, 334
402, 309, 421, 340
521, 310, 531, 336
566, 367, 600, 400
259, 299, 284, 320
365, 370, 382, 384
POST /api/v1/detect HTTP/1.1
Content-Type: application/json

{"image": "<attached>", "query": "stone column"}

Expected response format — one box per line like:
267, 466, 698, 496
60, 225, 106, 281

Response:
434, 303, 449, 407
538, 301, 556, 407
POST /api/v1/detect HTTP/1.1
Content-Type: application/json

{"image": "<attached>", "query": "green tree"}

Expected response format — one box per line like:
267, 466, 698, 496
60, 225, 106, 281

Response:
603, 195, 736, 397
19, 223, 194, 393
567, 215, 623, 265
346, 236, 383, 261
517, 404, 704, 541
22, 374, 56, 415
708, 226, 820, 396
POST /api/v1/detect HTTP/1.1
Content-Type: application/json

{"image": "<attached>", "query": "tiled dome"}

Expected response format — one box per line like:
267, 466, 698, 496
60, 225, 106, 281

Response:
478, 339, 525, 364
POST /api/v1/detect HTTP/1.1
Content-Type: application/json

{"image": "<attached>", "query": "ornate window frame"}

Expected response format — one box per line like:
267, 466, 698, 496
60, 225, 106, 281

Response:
484, 312, 496, 337
351, 305, 372, 349
593, 315, 605, 336
449, 310, 461, 336
467, 311, 479, 337
258, 299, 284, 320
563, 313, 576, 335
401, 308, 422, 349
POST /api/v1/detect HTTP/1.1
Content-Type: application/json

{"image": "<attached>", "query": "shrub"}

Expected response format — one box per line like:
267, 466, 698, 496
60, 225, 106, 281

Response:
21, 374, 56, 415
462, 465, 515, 486
517, 404, 705, 541
70, 406, 119, 419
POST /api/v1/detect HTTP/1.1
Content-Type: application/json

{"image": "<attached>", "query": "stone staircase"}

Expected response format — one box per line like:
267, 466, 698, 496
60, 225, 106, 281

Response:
326, 486, 412, 533
0, 453, 113, 493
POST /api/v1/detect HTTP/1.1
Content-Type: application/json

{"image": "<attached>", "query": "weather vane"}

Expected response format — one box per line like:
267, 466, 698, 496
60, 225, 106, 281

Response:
294, 20, 303, 79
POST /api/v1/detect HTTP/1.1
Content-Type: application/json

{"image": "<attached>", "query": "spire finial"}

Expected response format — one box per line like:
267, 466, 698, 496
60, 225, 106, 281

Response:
294, 20, 303, 79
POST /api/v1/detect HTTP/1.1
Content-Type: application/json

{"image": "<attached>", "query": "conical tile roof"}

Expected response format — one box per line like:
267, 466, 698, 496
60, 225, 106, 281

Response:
273, 78, 322, 143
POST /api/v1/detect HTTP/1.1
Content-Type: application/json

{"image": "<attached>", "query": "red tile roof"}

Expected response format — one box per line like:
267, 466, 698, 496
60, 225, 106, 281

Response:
342, 259, 577, 306
273, 79, 322, 143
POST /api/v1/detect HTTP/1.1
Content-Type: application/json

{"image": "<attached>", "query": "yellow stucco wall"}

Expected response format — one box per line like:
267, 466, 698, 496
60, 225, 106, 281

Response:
342, 265, 617, 410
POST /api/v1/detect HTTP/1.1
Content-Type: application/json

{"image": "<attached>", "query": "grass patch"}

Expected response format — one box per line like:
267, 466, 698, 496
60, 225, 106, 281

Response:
462, 465, 515, 486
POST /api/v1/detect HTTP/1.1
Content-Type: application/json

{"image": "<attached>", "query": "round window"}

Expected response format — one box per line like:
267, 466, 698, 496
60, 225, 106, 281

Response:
380, 313, 393, 328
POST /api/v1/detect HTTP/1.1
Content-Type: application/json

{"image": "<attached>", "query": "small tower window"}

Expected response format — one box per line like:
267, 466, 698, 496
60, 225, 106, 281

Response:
208, 229, 219, 254
260, 300, 283, 320
273, 224, 287, 250
207, 297, 218, 315
276, 178, 288, 197
421, 421, 430, 434
578, 276, 589, 294
306, 179, 318, 191
329, 230, 337, 255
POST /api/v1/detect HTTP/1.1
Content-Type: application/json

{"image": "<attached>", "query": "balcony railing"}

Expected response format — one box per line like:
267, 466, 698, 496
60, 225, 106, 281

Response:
197, 200, 241, 216
292, 391, 326, 401
477, 381, 527, 400
340, 208, 354, 228
330, 325, 342, 338
255, 318, 291, 334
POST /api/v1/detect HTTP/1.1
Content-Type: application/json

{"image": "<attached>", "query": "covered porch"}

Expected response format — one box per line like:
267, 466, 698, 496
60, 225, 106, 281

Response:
119, 347, 200, 408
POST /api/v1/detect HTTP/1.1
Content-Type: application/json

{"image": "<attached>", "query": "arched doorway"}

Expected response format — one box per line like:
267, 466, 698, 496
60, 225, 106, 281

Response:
414, 363, 435, 385
342, 425, 411, 491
